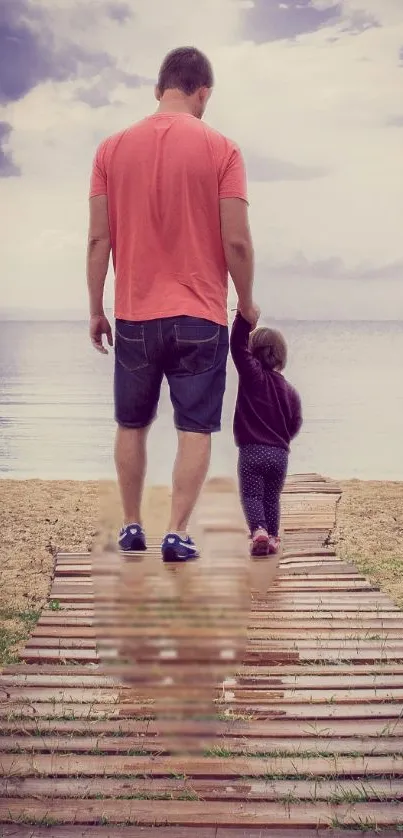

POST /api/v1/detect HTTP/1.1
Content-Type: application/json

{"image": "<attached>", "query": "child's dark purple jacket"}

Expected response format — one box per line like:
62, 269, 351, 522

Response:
230, 313, 303, 451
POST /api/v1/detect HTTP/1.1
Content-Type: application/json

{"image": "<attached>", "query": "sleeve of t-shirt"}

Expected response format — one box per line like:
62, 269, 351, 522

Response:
89, 142, 107, 198
219, 144, 248, 203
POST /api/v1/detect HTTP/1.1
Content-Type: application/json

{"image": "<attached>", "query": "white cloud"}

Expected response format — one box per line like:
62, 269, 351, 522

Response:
0, 0, 402, 317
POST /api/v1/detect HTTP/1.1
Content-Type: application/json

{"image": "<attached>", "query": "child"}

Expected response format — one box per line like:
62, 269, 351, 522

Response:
230, 311, 302, 556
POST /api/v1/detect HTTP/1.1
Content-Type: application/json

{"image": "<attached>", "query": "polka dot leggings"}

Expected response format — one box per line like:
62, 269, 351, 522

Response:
238, 444, 288, 537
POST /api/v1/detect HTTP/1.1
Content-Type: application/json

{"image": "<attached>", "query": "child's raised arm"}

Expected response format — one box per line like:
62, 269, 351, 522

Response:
230, 312, 263, 381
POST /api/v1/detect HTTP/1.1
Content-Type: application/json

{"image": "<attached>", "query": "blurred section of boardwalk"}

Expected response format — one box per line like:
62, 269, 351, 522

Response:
1, 474, 403, 836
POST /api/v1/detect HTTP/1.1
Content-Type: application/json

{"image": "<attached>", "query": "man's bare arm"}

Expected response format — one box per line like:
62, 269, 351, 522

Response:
87, 195, 113, 353
220, 197, 259, 326
87, 195, 111, 315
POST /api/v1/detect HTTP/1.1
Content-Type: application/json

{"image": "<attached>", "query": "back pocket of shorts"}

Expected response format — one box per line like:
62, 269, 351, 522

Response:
174, 323, 219, 374
115, 323, 148, 372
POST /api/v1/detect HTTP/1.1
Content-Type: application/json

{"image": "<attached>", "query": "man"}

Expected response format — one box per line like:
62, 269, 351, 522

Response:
87, 46, 259, 562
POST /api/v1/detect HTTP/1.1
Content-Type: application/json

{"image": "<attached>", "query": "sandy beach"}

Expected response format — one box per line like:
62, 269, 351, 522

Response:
1, 477, 402, 668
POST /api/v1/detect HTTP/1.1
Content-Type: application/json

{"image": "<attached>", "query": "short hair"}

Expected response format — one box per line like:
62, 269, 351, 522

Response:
157, 47, 214, 96
249, 327, 288, 372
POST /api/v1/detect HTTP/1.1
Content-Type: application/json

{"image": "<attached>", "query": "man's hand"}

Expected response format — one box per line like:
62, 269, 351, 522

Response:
238, 301, 261, 330
90, 314, 113, 354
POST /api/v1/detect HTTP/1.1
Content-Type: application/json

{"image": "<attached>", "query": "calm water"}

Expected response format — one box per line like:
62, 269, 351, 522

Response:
1, 320, 402, 481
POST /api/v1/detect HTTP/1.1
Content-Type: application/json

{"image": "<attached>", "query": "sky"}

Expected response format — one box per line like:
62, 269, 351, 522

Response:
1, 0, 403, 320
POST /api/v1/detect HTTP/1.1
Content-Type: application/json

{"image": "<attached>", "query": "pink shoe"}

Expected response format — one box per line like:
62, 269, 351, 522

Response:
250, 529, 270, 557
268, 535, 281, 555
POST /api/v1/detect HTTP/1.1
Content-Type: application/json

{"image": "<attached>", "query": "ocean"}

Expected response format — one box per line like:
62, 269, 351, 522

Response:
1, 319, 402, 482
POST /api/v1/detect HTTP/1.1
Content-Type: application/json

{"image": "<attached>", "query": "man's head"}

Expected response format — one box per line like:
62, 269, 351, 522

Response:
155, 47, 214, 119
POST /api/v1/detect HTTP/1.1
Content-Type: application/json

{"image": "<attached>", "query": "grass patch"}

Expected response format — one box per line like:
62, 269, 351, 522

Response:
0, 607, 41, 667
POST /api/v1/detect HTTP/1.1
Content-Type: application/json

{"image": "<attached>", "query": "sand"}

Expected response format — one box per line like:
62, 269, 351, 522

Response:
334, 479, 403, 608
1, 477, 402, 667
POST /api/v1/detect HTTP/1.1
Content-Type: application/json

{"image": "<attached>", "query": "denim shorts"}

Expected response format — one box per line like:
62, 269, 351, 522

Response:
114, 316, 229, 433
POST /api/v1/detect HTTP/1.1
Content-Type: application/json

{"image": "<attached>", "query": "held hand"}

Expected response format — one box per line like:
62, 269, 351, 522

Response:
89, 314, 113, 355
238, 301, 261, 330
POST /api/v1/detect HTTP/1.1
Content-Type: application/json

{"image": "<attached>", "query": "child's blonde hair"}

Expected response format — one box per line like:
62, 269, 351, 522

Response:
249, 326, 288, 372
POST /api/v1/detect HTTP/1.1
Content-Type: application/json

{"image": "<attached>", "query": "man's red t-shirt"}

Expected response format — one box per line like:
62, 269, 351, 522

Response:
90, 112, 248, 326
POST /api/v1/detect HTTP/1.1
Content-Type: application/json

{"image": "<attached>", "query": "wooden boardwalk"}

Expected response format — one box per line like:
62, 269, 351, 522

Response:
1, 474, 403, 837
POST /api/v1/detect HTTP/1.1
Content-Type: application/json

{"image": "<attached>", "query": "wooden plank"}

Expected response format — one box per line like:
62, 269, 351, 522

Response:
0, 827, 216, 838
1, 734, 402, 756
4, 672, 403, 689
3, 701, 403, 721
1, 753, 402, 778
2, 717, 402, 738
8, 662, 403, 677
7, 827, 396, 838
0, 828, 216, 838
1, 798, 403, 827
1, 776, 402, 801
3, 686, 403, 706
37, 610, 403, 623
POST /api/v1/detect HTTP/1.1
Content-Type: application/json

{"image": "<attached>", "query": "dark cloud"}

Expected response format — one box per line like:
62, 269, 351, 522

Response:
246, 151, 329, 182
106, 2, 132, 23
0, 121, 20, 177
0, 0, 114, 105
76, 68, 154, 108
263, 253, 403, 280
242, 0, 342, 44
242, 1, 380, 44
0, 0, 148, 107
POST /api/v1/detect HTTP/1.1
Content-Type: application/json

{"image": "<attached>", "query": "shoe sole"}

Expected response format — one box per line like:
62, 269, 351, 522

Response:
119, 540, 147, 554
251, 535, 270, 557
162, 547, 199, 563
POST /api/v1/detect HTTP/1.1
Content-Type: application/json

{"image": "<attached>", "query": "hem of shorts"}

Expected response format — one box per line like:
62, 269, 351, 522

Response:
115, 418, 155, 429
176, 424, 220, 434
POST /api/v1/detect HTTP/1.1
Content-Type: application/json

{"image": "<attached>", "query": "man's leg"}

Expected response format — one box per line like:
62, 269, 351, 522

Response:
115, 425, 150, 525
114, 319, 162, 546
169, 431, 211, 533
163, 316, 229, 559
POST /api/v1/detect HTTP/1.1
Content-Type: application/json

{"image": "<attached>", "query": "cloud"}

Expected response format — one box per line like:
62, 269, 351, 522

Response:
339, 8, 381, 35
76, 68, 154, 109
259, 253, 403, 280
245, 151, 329, 181
106, 2, 132, 23
0, 0, 149, 108
0, 0, 115, 105
0, 122, 20, 177
242, 0, 381, 44
242, 0, 343, 43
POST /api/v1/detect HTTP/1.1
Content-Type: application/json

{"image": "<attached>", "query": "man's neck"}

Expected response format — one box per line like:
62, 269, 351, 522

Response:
157, 91, 195, 117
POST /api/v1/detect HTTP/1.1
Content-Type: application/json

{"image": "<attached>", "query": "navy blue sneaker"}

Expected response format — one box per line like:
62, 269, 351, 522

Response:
161, 533, 200, 563
118, 523, 147, 552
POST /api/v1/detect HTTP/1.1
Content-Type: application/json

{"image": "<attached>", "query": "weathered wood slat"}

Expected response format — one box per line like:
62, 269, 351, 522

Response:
2, 828, 402, 838
1, 753, 402, 777
1, 734, 402, 755
1, 798, 403, 827
2, 701, 403, 720
2, 776, 402, 801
